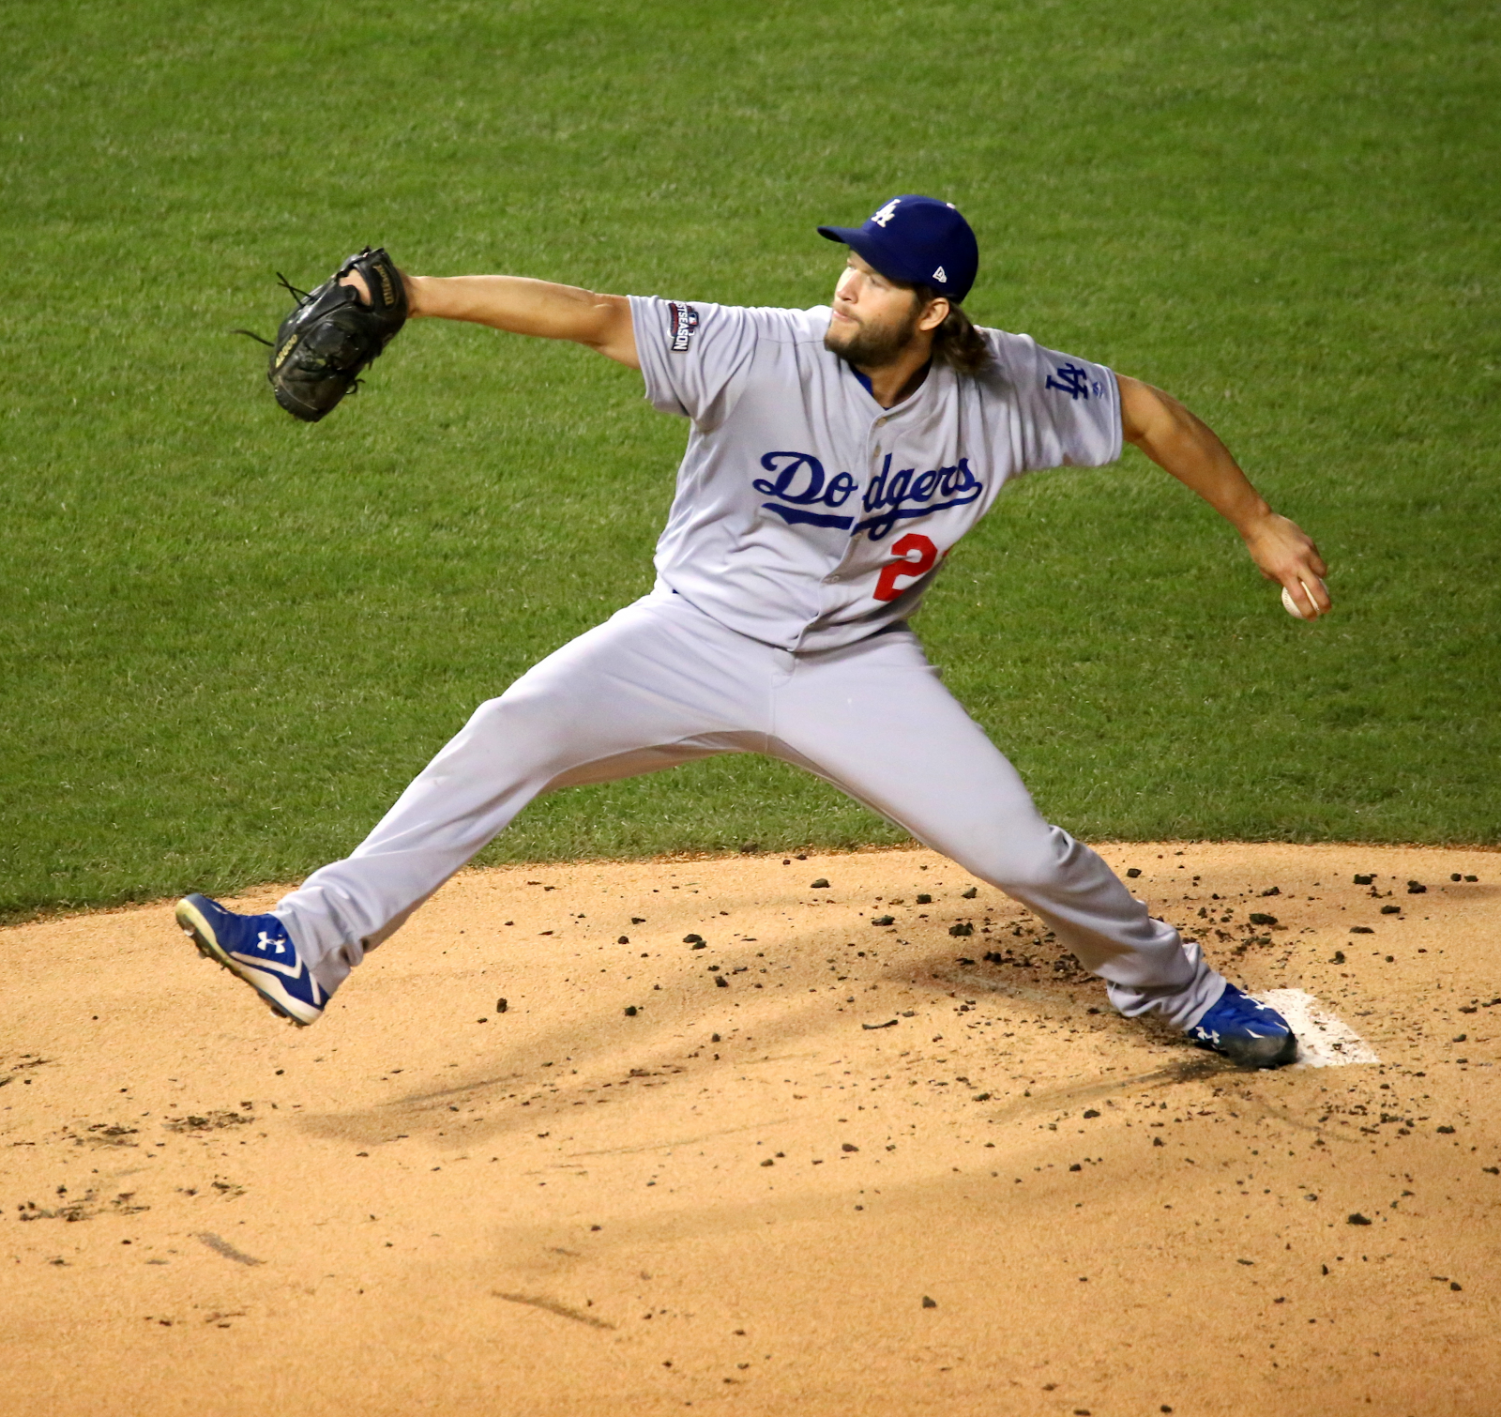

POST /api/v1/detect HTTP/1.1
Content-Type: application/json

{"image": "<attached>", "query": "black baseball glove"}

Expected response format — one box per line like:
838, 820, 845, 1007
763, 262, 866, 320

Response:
258, 247, 408, 422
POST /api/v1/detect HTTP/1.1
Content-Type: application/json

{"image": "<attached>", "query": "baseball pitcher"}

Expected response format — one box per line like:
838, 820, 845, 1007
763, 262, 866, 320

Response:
179, 196, 1330, 1067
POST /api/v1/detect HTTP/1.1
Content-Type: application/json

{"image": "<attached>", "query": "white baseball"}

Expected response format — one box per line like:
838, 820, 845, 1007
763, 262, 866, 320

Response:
1280, 580, 1323, 620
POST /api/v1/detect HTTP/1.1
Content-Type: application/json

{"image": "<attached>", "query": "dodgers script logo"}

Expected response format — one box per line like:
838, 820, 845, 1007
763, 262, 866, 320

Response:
754, 450, 983, 541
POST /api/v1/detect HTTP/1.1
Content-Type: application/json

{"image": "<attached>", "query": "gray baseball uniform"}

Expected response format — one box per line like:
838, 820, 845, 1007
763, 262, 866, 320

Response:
272, 297, 1224, 1029
639, 298, 1118, 649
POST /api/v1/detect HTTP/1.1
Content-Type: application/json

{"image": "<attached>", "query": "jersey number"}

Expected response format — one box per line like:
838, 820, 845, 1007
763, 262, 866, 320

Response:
872, 533, 939, 602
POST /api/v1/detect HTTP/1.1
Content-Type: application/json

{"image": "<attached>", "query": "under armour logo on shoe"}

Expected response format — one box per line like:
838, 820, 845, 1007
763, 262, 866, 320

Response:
256, 930, 287, 955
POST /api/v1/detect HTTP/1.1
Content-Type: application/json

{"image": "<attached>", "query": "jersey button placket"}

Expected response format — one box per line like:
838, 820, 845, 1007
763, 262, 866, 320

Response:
839, 416, 891, 583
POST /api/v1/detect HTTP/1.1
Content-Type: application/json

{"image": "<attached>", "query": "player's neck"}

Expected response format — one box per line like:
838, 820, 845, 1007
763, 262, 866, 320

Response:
855, 336, 936, 409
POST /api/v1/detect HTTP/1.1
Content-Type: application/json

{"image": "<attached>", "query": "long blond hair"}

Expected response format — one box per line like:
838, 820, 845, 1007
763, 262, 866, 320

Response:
911, 284, 992, 376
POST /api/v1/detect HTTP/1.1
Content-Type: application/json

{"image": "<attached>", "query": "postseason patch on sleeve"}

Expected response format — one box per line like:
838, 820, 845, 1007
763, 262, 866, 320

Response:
668, 300, 699, 353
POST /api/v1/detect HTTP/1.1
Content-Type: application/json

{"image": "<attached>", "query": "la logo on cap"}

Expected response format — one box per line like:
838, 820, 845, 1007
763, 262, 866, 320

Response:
870, 199, 901, 228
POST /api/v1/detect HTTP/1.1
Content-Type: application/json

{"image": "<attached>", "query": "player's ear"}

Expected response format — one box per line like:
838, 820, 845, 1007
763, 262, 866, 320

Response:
917, 296, 949, 333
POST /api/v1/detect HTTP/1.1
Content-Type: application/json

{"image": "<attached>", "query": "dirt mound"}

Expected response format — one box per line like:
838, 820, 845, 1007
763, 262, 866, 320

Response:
3, 842, 1497, 1416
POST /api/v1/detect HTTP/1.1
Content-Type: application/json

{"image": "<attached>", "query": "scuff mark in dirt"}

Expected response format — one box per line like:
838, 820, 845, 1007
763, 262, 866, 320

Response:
165, 1110, 253, 1134
18, 1189, 147, 1222
492, 1291, 615, 1330
195, 1232, 265, 1266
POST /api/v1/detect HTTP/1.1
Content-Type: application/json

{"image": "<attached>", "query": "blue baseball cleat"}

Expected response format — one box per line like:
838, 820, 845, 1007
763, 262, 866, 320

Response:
1188, 983, 1297, 1068
175, 893, 327, 1026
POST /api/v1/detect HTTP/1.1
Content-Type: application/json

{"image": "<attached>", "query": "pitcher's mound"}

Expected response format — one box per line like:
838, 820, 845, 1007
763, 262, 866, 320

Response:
4, 841, 1497, 1416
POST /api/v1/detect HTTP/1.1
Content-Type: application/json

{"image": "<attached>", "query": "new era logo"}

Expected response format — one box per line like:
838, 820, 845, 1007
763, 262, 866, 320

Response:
932, 266, 946, 283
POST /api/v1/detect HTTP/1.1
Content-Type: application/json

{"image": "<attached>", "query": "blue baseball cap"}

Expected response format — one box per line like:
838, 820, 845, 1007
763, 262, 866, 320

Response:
818, 195, 979, 303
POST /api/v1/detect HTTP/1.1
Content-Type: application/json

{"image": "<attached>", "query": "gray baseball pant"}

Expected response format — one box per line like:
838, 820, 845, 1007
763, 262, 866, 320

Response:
275, 590, 1225, 1029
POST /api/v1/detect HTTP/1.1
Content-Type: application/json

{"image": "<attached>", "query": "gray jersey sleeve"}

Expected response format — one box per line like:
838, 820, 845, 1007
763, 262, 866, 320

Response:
989, 331, 1123, 471
629, 296, 764, 430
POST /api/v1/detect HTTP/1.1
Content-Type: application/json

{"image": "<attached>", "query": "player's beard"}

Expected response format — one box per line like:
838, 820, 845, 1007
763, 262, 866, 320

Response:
823, 299, 923, 369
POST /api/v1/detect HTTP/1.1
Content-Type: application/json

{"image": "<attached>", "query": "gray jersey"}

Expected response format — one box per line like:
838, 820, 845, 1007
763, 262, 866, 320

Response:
629, 296, 1122, 652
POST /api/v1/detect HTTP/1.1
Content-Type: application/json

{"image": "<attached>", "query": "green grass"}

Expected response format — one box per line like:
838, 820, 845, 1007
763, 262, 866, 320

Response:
1, 0, 1498, 918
